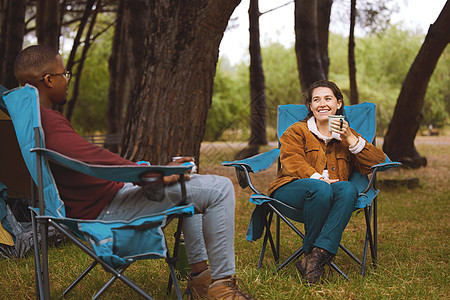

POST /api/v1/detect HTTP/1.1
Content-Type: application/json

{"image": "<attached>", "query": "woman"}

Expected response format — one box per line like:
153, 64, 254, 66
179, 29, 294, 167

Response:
267, 80, 386, 284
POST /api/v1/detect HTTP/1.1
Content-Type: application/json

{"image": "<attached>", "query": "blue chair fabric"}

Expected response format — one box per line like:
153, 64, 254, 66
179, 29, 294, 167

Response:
4, 85, 194, 299
223, 102, 401, 278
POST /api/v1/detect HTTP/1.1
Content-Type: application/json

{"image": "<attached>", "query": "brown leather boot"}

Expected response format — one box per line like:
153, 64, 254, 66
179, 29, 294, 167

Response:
185, 267, 212, 299
296, 247, 334, 284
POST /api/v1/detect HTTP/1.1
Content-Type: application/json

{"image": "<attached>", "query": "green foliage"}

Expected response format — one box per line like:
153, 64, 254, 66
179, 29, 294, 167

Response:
204, 59, 250, 141
68, 22, 448, 139
210, 26, 449, 139
70, 28, 113, 135
261, 43, 301, 128
356, 26, 421, 86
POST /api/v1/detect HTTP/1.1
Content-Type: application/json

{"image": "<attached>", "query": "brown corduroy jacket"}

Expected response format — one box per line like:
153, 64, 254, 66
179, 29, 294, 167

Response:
267, 121, 386, 196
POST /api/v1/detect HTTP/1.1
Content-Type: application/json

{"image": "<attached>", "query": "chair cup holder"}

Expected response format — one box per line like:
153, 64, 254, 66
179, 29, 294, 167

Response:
139, 171, 165, 202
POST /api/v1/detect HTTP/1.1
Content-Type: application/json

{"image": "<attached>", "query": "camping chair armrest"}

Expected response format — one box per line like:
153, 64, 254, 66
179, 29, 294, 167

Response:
250, 193, 301, 213
359, 160, 402, 196
222, 148, 280, 193
370, 161, 402, 172
30, 147, 192, 183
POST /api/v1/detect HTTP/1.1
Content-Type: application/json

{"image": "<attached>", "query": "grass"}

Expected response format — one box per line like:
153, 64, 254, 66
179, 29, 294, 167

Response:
0, 138, 448, 299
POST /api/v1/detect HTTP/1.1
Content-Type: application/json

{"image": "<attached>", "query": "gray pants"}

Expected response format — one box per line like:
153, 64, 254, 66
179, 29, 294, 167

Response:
97, 174, 236, 279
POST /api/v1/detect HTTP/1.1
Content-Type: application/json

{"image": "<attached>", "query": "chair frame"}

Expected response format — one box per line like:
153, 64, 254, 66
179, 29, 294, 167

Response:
30, 127, 191, 299
225, 103, 401, 279
236, 161, 384, 278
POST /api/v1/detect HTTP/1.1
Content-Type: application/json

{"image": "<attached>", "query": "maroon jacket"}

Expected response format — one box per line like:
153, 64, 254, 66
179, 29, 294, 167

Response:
40, 106, 135, 219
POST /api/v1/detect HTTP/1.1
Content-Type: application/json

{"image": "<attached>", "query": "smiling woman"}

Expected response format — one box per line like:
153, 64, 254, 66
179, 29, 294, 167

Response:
267, 79, 387, 284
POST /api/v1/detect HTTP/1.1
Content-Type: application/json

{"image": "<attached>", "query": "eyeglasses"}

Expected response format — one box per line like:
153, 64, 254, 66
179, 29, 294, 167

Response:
40, 70, 72, 82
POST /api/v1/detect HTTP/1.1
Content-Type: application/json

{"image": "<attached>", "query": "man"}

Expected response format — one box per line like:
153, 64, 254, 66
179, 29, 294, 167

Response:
14, 44, 253, 300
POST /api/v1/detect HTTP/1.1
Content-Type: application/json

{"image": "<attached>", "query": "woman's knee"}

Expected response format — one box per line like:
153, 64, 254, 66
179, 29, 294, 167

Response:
305, 180, 333, 210
306, 180, 333, 205
332, 181, 358, 205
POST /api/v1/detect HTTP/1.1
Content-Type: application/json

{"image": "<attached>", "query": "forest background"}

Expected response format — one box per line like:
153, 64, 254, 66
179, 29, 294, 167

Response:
1, 0, 449, 167
56, 4, 449, 143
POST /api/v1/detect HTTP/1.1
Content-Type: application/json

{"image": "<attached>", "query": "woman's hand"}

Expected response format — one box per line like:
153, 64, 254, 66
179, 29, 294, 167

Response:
330, 118, 358, 146
319, 178, 339, 184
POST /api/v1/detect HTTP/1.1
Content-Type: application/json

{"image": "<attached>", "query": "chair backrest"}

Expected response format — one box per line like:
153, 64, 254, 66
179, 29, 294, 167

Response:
4, 85, 65, 217
276, 102, 379, 209
277, 102, 377, 144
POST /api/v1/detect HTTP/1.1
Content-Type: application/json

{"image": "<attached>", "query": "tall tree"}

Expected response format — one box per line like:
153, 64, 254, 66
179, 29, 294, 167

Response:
295, 0, 328, 91
348, 0, 358, 104
0, 0, 25, 89
36, 0, 61, 49
121, 0, 241, 165
317, 0, 332, 77
235, 0, 267, 160
65, 0, 101, 121
383, 1, 450, 168
107, 0, 147, 153
248, 0, 267, 149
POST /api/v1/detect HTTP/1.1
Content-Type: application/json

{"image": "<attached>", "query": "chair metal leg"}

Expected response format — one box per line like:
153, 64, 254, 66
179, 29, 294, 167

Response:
276, 215, 280, 260
257, 210, 281, 269
329, 261, 349, 280
373, 197, 378, 267
257, 211, 273, 270
361, 205, 375, 277
267, 204, 306, 271
257, 232, 268, 270
62, 261, 98, 297
92, 266, 129, 300
39, 218, 51, 299
49, 219, 153, 299
168, 256, 183, 300
275, 247, 304, 272
257, 201, 376, 280
338, 243, 362, 265
265, 212, 279, 263
31, 210, 46, 300
166, 215, 184, 300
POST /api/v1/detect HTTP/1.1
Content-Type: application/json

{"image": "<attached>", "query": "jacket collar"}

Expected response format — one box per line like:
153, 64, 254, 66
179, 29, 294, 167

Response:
307, 116, 342, 144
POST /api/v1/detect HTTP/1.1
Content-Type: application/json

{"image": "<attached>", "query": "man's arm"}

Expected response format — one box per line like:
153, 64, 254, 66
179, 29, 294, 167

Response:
41, 107, 135, 166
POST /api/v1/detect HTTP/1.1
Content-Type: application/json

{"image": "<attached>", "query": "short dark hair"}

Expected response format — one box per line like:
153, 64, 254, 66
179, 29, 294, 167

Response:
303, 80, 345, 119
14, 45, 59, 84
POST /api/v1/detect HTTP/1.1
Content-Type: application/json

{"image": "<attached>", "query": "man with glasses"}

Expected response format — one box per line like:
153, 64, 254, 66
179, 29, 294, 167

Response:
40, 70, 72, 82
13, 45, 254, 300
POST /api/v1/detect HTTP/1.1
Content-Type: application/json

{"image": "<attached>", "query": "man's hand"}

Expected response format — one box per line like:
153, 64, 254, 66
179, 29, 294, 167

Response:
164, 156, 195, 185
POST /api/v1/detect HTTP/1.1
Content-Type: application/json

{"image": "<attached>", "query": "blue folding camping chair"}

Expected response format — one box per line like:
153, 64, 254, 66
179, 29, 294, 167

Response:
223, 103, 401, 279
3, 84, 195, 299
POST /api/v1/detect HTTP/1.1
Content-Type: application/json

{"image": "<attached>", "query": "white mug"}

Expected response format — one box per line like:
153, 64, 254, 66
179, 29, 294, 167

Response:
328, 115, 345, 131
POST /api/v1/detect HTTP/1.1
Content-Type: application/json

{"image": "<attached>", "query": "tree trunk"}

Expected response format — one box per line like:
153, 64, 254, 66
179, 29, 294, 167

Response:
107, 0, 148, 153
248, 0, 267, 147
295, 0, 327, 91
0, 0, 25, 89
348, 0, 358, 104
235, 0, 267, 160
36, 0, 61, 49
65, 0, 96, 75
121, 0, 240, 165
317, 0, 332, 77
383, 1, 450, 168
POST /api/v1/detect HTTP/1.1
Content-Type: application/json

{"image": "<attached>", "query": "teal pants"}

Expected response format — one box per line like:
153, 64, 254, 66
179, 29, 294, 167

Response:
272, 179, 357, 255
